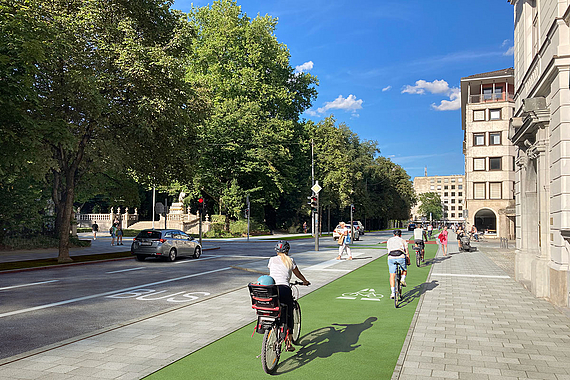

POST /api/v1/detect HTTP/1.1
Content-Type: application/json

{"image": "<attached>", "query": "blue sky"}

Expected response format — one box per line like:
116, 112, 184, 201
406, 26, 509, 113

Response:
172, 0, 515, 180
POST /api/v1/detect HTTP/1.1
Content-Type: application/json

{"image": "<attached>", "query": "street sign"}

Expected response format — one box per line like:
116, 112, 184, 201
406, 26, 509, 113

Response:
155, 202, 164, 214
311, 182, 322, 194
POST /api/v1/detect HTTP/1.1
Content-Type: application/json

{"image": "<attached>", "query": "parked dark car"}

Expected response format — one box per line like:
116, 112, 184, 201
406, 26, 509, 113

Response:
131, 229, 201, 262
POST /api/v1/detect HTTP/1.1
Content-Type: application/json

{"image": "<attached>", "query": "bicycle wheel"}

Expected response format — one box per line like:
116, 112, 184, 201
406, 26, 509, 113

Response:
261, 326, 280, 374
394, 272, 400, 308
292, 302, 302, 344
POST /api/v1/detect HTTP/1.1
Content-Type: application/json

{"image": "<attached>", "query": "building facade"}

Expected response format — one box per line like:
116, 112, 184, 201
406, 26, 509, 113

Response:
509, 0, 570, 308
411, 174, 466, 224
461, 69, 517, 239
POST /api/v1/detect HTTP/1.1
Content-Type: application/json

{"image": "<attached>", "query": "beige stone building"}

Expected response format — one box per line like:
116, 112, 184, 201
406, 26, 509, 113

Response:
508, 0, 570, 308
460, 69, 517, 240
411, 174, 466, 224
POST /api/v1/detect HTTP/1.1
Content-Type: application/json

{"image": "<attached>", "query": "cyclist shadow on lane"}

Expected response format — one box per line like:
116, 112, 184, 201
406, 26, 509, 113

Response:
398, 280, 439, 308
276, 316, 377, 374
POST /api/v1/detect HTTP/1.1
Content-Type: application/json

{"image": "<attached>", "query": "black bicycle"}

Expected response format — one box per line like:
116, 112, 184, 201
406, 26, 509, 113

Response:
394, 261, 404, 308
248, 281, 305, 374
413, 242, 424, 267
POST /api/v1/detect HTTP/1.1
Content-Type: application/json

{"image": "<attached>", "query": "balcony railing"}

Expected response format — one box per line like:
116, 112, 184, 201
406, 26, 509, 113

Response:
468, 93, 514, 104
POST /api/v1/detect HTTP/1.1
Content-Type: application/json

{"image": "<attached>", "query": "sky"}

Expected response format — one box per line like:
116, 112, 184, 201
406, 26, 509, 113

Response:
172, 0, 515, 181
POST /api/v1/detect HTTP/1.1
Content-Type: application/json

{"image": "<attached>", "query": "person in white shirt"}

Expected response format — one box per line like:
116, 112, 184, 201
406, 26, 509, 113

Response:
268, 240, 310, 351
413, 225, 425, 263
335, 221, 353, 260
386, 229, 409, 299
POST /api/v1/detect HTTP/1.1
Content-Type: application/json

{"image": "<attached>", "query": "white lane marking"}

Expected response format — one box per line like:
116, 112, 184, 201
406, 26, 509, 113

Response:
430, 273, 510, 279
305, 268, 350, 272
0, 280, 59, 291
0, 267, 232, 318
106, 267, 145, 274
303, 251, 367, 271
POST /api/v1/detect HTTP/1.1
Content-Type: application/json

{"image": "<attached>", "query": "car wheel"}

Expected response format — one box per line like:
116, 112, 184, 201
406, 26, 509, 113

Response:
193, 246, 202, 259
168, 248, 177, 262
136, 255, 145, 261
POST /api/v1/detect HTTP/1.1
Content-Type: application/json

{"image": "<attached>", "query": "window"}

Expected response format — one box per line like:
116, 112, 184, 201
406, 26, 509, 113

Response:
437, 186, 441, 190
451, 199, 455, 203
474, 182, 486, 199
444, 179, 449, 183
458, 206, 463, 210
489, 157, 502, 171
451, 213, 455, 218
489, 108, 501, 120
483, 87, 493, 101
473, 133, 485, 146
458, 178, 463, 183
451, 192, 455, 196
474, 158, 486, 171
451, 185, 455, 189
430, 179, 435, 183
444, 192, 448, 197
489, 132, 501, 145
458, 212, 462, 217
437, 179, 441, 183
430, 185, 435, 190
490, 182, 502, 199
444, 185, 448, 190
458, 185, 463, 190
451, 179, 455, 183
473, 109, 485, 121
451, 206, 455, 211
458, 192, 462, 197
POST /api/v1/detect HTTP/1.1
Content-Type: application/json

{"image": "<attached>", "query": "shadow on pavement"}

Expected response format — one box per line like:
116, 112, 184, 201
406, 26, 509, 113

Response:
276, 317, 377, 374
398, 280, 439, 308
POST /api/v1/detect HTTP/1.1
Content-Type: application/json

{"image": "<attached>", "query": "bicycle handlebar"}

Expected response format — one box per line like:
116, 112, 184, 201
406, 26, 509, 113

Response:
290, 281, 310, 286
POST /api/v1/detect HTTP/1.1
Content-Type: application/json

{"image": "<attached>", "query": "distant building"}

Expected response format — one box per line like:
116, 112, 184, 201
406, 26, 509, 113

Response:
411, 174, 465, 224
460, 68, 516, 239
508, 0, 570, 308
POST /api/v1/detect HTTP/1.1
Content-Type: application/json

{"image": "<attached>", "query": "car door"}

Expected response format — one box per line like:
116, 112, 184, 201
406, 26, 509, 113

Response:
179, 231, 193, 255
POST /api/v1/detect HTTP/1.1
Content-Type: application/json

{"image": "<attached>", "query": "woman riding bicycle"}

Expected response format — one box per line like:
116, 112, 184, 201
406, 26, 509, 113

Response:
268, 240, 310, 352
387, 230, 409, 299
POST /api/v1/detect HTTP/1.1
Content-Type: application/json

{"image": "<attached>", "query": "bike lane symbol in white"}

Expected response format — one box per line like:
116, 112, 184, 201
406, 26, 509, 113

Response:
336, 288, 383, 301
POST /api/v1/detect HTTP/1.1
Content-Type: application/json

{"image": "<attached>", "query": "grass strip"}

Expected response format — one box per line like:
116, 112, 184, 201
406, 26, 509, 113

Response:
145, 244, 437, 380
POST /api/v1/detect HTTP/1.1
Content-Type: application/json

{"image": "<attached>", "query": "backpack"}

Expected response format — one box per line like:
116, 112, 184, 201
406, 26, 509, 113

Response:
109, 227, 113, 234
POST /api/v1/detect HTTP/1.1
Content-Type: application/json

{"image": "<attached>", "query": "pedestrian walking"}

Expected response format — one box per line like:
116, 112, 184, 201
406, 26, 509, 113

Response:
92, 222, 99, 240
303, 221, 308, 234
335, 222, 353, 260
117, 225, 123, 245
438, 226, 449, 256
110, 224, 117, 246
427, 223, 433, 239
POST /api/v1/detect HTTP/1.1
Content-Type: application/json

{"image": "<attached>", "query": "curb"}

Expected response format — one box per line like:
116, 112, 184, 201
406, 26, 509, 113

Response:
0, 247, 222, 275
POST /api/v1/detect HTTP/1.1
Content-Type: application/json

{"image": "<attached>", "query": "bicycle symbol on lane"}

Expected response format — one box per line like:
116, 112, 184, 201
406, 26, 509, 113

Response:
336, 288, 383, 301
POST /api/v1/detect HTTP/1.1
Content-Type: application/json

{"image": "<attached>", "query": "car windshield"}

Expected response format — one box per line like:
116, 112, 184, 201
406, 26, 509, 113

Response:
136, 230, 162, 239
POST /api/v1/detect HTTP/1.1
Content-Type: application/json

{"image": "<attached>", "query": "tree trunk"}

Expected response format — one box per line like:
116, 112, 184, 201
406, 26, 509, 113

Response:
56, 169, 76, 263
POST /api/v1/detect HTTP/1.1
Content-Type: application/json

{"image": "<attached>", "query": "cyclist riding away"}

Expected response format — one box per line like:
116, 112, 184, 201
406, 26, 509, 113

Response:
413, 224, 426, 263
387, 230, 409, 299
268, 241, 310, 352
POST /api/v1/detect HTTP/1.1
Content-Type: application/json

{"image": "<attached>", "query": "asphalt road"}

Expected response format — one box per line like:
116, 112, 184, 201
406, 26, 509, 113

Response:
0, 231, 400, 360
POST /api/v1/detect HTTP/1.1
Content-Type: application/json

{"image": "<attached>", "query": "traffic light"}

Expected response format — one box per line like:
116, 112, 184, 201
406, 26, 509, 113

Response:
310, 196, 318, 211
198, 197, 204, 212
351, 204, 355, 214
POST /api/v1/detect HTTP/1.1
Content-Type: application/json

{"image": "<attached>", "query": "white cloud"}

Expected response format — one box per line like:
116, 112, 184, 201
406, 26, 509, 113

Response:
382, 85, 392, 92
501, 39, 510, 47
402, 79, 451, 95
402, 79, 460, 111
307, 94, 364, 116
503, 46, 514, 56
295, 61, 314, 73
431, 88, 461, 111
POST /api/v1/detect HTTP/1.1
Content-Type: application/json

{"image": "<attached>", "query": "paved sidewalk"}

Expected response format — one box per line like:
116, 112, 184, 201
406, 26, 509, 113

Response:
0, 245, 384, 379
395, 241, 570, 380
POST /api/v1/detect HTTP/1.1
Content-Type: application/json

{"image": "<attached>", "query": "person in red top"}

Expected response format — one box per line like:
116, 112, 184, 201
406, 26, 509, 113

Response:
438, 226, 449, 256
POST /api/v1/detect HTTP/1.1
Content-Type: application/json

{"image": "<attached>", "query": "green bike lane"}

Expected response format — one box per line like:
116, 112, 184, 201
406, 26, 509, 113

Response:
145, 243, 438, 380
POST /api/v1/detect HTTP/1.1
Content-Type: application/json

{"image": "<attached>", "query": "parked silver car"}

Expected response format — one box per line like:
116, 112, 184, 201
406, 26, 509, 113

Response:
131, 229, 202, 262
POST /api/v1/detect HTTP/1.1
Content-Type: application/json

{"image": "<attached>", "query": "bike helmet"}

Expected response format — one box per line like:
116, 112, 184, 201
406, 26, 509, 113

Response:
275, 240, 290, 253
393, 229, 402, 236
257, 275, 275, 286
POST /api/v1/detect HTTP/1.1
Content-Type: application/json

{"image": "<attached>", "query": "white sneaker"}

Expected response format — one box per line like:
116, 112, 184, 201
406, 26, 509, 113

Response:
390, 293, 395, 299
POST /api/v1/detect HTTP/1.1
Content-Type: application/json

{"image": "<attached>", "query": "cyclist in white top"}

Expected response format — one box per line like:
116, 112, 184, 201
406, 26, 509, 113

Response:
386, 230, 409, 299
267, 240, 310, 351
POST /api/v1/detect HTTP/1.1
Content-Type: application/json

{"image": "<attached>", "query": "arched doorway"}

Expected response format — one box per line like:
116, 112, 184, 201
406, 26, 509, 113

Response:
474, 209, 497, 235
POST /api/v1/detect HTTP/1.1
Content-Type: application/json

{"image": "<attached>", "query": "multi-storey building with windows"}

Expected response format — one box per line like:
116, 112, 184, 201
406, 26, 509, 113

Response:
508, 0, 570, 308
461, 68, 516, 239
411, 174, 465, 224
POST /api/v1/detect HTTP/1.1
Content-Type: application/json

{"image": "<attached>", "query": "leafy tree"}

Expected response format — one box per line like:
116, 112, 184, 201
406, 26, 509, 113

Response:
418, 192, 442, 220
5, 0, 204, 262
184, 0, 317, 229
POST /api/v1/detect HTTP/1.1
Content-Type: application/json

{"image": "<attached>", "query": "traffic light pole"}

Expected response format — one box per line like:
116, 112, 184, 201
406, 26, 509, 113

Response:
350, 203, 354, 242
314, 192, 319, 251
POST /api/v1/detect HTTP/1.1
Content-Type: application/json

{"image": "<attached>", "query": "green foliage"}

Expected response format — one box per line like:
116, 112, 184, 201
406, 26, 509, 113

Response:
418, 192, 443, 220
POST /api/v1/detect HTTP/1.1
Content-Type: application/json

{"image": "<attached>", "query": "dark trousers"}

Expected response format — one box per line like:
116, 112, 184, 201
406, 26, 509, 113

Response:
277, 285, 294, 332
